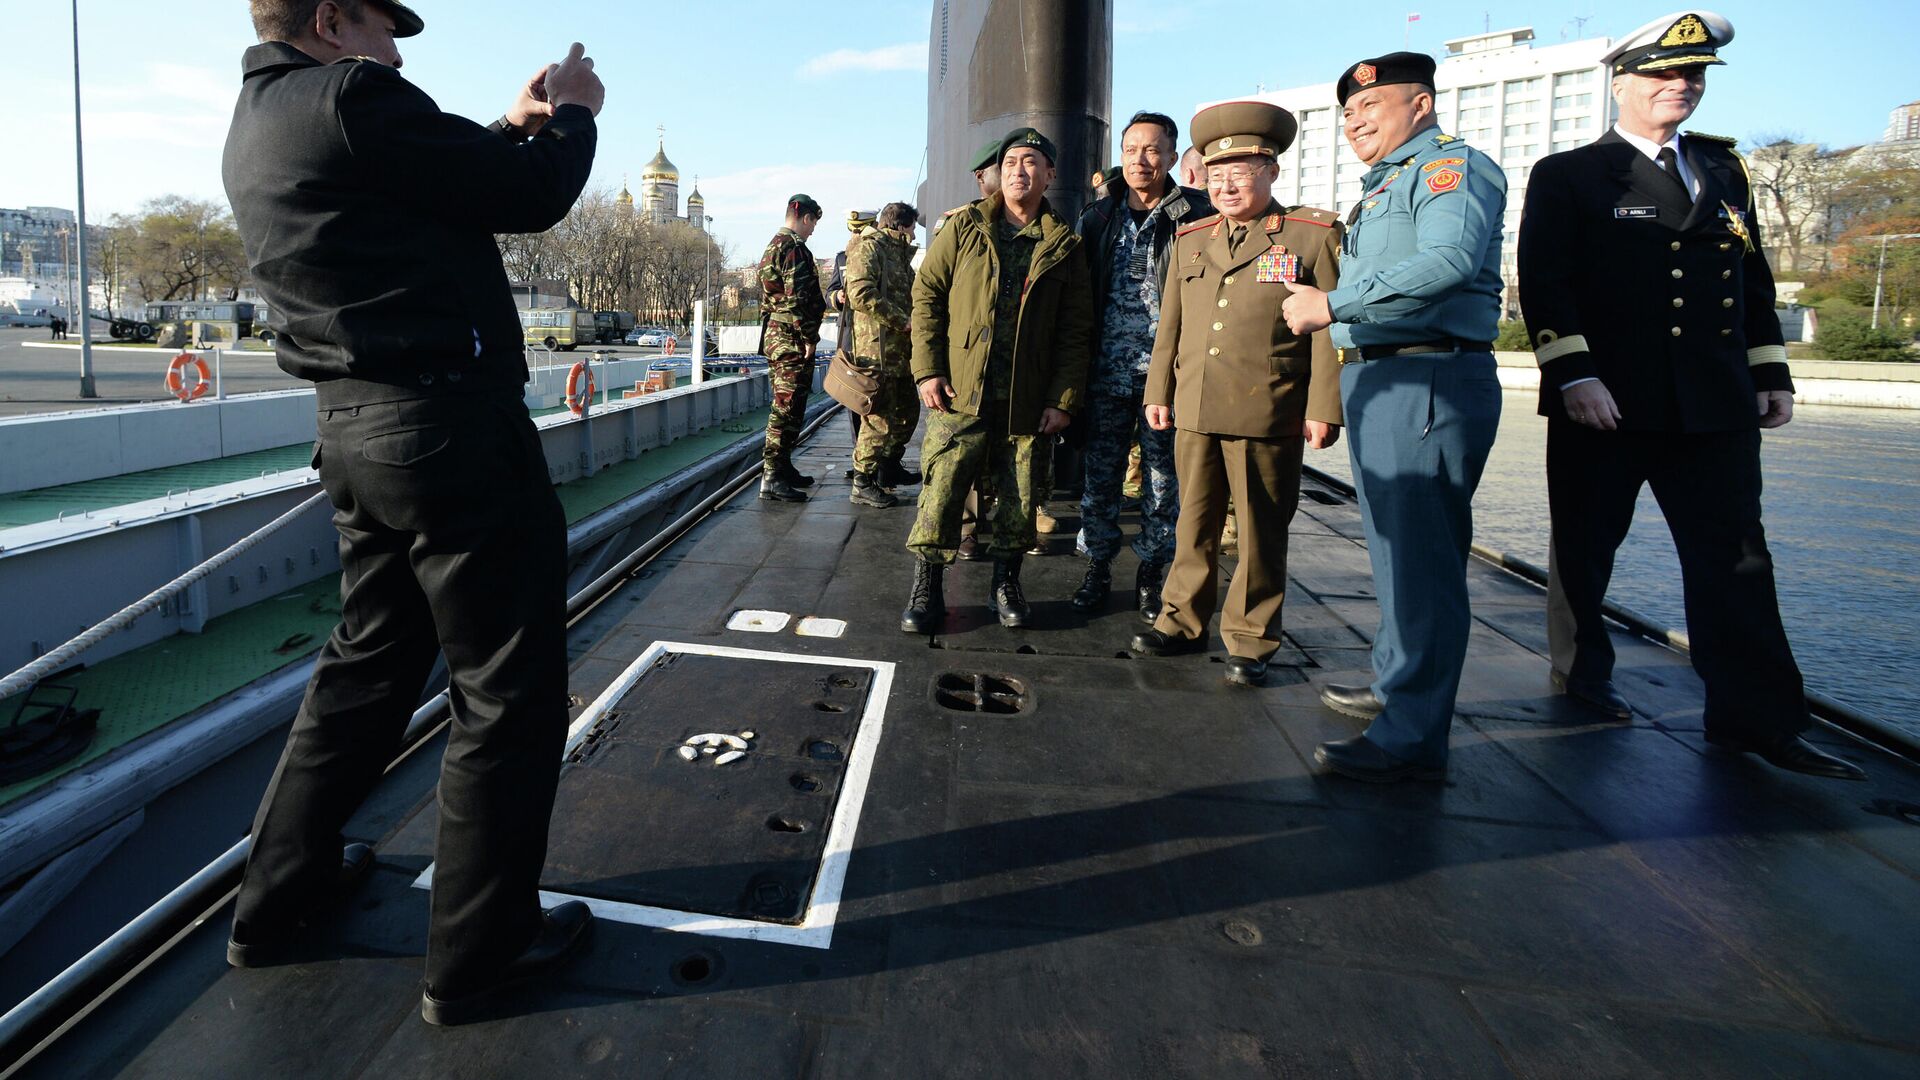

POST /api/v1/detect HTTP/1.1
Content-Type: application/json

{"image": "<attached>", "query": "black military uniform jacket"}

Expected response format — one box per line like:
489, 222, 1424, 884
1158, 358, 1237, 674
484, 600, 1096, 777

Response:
223, 43, 597, 408
1518, 128, 1790, 432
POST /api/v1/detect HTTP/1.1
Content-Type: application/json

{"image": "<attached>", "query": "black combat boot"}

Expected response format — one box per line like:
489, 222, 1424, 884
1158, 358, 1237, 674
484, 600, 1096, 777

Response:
777, 456, 816, 488
1070, 558, 1112, 611
850, 471, 899, 508
900, 559, 945, 634
759, 464, 809, 502
878, 456, 921, 487
1135, 561, 1166, 623
988, 556, 1030, 628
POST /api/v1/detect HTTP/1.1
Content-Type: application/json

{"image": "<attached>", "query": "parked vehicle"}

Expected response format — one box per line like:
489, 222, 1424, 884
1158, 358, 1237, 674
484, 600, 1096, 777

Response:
593, 310, 636, 344
519, 307, 594, 351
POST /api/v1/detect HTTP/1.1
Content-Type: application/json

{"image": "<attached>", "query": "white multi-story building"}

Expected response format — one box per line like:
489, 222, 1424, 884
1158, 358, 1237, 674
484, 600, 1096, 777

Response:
1218, 27, 1618, 316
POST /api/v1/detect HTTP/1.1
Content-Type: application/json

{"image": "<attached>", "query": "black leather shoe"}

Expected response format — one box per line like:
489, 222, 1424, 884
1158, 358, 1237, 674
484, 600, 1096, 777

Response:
1135, 561, 1165, 624
1551, 670, 1632, 720
956, 533, 983, 561
1025, 538, 1050, 557
1130, 628, 1206, 656
776, 460, 816, 488
420, 901, 595, 1026
227, 842, 375, 968
878, 458, 921, 487
759, 469, 809, 502
1319, 683, 1384, 720
900, 559, 945, 634
1705, 732, 1867, 781
988, 557, 1030, 628
1313, 735, 1446, 784
1224, 655, 1267, 686
1071, 559, 1112, 611
850, 472, 899, 508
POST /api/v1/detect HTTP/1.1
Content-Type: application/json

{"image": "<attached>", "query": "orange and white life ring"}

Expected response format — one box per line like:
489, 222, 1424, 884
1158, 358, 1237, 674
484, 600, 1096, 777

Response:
165, 352, 211, 402
661, 335, 677, 356
565, 359, 595, 416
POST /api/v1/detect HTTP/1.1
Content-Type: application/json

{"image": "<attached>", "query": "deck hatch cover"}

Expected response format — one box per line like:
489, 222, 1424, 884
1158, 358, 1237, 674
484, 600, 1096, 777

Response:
542, 651, 873, 924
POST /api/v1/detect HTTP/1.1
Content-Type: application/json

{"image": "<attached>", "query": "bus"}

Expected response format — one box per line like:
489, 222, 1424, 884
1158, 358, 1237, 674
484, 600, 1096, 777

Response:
519, 307, 595, 351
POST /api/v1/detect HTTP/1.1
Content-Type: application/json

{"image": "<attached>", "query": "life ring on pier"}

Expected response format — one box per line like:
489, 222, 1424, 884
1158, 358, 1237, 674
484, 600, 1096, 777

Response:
164, 352, 211, 402
661, 335, 677, 356
565, 359, 595, 416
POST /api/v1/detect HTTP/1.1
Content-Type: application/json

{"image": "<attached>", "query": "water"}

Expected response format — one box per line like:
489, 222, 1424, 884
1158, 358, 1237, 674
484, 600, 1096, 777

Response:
1312, 390, 1920, 737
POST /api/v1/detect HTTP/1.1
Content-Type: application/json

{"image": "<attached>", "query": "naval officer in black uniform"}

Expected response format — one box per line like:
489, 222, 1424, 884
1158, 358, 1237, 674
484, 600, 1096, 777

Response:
1518, 10, 1863, 780
222, 0, 608, 1023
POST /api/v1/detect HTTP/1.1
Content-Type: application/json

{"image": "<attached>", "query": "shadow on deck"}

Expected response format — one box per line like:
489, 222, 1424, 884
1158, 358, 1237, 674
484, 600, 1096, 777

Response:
22, 420, 1920, 1079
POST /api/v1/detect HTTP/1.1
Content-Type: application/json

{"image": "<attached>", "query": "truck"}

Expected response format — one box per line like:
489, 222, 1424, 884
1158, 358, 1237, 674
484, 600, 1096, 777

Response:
519, 307, 595, 351
592, 310, 636, 344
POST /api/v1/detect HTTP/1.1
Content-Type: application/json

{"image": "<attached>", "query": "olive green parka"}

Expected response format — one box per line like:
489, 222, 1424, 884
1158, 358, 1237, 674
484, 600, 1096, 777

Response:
909, 194, 1092, 435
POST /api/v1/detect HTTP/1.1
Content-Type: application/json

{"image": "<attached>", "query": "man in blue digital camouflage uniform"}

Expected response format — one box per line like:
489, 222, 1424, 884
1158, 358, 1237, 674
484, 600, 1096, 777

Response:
1279, 51, 1506, 782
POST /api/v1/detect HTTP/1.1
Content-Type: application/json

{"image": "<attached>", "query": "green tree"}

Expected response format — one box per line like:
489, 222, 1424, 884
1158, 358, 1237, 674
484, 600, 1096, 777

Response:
1493, 319, 1533, 351
1814, 310, 1915, 362
106, 196, 246, 305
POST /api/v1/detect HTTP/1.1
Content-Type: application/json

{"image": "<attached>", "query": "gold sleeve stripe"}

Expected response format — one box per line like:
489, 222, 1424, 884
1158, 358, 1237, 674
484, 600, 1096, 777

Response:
1534, 334, 1590, 365
1747, 344, 1788, 367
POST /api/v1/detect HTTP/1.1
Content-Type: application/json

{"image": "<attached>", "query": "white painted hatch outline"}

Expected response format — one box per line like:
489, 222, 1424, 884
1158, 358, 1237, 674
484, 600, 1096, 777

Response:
412, 639, 894, 950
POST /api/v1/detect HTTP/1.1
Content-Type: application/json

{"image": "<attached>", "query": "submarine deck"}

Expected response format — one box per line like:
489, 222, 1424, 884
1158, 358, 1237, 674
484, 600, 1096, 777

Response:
19, 419, 1920, 1078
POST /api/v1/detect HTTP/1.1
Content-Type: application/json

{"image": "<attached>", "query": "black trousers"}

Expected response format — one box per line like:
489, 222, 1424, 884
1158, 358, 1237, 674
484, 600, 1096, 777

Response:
232, 391, 569, 995
1545, 422, 1807, 741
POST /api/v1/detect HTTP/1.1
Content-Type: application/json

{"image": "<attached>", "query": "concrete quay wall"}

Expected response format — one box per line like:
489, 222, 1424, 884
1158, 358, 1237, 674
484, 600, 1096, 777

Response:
1492, 352, 1920, 410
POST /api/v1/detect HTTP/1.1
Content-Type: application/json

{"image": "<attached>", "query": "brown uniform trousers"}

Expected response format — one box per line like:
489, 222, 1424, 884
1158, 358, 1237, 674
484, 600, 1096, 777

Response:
1142, 202, 1344, 659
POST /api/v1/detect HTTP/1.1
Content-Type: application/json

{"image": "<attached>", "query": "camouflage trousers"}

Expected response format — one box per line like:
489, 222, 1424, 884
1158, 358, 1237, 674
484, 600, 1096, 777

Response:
1076, 392, 1178, 565
851, 354, 920, 475
761, 325, 813, 466
906, 409, 1043, 565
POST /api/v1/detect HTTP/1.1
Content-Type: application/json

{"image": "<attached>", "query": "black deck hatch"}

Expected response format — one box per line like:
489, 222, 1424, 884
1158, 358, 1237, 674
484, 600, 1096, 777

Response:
543, 651, 873, 924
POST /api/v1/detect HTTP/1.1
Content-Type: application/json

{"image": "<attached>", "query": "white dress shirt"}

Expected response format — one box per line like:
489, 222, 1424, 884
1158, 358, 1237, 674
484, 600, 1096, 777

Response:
1612, 124, 1700, 200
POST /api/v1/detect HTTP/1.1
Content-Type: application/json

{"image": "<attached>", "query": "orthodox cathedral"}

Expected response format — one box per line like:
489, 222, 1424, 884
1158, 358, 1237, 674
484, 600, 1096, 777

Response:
616, 133, 707, 230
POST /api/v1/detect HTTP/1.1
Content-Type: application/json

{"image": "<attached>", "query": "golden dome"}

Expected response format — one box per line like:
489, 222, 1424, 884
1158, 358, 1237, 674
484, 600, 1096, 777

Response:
686, 177, 704, 206
615, 173, 633, 206
641, 140, 679, 182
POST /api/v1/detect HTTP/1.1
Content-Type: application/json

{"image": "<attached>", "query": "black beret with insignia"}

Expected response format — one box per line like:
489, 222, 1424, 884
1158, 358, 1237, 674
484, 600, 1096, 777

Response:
1336, 51, 1438, 106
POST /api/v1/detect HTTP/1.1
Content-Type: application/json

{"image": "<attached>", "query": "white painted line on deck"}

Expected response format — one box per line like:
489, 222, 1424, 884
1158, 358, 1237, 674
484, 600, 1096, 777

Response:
413, 639, 894, 951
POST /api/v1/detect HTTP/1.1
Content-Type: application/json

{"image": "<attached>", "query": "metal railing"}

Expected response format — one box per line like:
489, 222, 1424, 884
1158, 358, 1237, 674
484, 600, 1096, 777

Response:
0, 403, 839, 1074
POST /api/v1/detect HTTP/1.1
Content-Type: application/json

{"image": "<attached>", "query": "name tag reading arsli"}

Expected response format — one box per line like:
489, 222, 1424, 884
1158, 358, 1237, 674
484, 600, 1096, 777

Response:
1614, 206, 1657, 219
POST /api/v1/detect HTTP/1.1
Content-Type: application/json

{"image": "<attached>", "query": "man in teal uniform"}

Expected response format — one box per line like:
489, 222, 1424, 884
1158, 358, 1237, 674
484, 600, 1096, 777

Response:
1280, 51, 1506, 782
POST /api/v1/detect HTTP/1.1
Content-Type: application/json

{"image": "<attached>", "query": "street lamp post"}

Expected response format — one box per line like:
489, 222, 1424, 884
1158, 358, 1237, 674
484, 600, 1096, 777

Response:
1867, 233, 1920, 329
70, 0, 97, 396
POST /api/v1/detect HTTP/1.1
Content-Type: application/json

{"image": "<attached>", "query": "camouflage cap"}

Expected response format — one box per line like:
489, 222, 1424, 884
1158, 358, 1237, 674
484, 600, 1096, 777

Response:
998, 127, 1058, 165
787, 194, 824, 218
373, 0, 425, 37
969, 138, 1003, 172
1190, 102, 1298, 164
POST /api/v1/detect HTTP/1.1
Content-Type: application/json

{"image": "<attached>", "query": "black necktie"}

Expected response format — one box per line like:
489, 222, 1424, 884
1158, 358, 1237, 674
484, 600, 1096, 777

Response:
1655, 146, 1692, 202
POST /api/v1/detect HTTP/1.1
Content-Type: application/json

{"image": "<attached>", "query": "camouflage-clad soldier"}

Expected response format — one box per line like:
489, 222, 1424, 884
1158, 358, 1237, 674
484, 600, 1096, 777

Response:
757, 193, 827, 500
847, 202, 923, 508
900, 127, 1093, 633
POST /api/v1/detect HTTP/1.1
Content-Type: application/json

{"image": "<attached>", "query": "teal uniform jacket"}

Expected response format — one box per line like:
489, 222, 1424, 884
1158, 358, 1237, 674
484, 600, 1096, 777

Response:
1328, 129, 1506, 349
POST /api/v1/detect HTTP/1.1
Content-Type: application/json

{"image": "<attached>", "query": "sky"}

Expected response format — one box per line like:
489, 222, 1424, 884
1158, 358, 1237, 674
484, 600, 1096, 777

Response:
4, 0, 1917, 266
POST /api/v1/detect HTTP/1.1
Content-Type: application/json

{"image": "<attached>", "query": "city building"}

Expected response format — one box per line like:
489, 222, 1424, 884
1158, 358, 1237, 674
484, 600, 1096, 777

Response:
616, 134, 708, 231
1885, 101, 1920, 143
1211, 26, 1617, 316
1, 206, 80, 280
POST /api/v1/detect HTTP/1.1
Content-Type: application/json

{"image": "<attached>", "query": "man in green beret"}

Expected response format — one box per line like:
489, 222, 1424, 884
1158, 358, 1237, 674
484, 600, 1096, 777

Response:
757, 193, 827, 500
901, 127, 1093, 632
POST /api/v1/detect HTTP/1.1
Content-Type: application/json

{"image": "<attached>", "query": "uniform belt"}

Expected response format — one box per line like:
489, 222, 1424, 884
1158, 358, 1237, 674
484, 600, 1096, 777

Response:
1355, 339, 1493, 361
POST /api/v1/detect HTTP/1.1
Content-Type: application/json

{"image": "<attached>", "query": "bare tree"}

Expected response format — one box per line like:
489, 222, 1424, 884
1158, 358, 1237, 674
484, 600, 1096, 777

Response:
1747, 134, 1844, 274
107, 196, 248, 304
